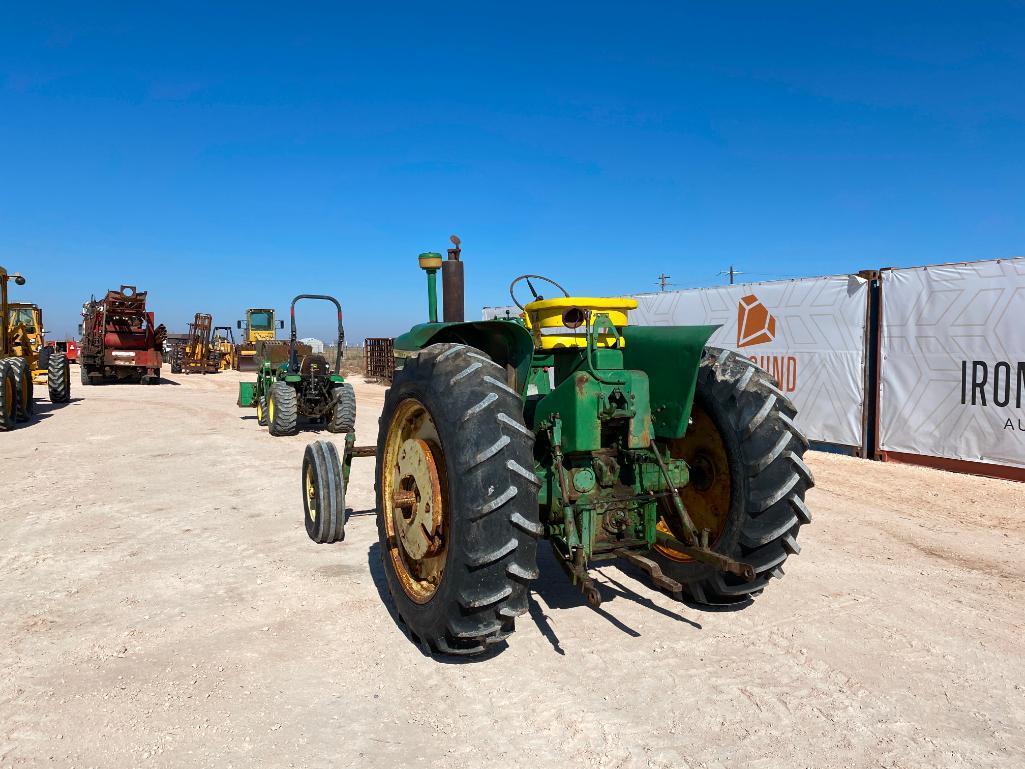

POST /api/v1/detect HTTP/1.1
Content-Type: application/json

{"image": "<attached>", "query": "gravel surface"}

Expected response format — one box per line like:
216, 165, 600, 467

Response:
2, 370, 1024, 768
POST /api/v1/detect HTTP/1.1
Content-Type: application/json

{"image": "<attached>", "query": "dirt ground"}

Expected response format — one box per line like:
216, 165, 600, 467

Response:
2, 370, 1024, 769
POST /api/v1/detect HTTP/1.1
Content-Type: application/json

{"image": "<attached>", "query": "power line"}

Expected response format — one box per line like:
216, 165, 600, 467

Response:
655, 272, 673, 291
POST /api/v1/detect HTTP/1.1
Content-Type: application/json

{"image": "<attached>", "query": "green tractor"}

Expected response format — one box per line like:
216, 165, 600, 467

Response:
238, 294, 356, 438
304, 242, 812, 656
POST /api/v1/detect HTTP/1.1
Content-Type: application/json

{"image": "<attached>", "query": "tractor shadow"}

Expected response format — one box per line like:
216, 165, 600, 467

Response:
364, 536, 705, 661
527, 544, 703, 655
30, 397, 84, 420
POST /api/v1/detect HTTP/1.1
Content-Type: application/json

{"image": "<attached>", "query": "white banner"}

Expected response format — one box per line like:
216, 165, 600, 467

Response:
485, 274, 870, 449
878, 258, 1025, 469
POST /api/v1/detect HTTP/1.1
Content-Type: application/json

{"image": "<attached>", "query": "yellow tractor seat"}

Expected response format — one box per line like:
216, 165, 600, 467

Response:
522, 297, 638, 349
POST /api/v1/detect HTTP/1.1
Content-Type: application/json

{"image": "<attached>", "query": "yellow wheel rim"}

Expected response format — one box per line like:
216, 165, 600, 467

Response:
381, 398, 449, 603
269, 395, 275, 423
305, 463, 317, 522
256, 399, 264, 422
654, 402, 732, 562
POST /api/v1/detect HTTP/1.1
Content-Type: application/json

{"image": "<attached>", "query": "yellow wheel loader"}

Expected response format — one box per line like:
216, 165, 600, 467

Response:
0, 266, 70, 430
234, 308, 285, 372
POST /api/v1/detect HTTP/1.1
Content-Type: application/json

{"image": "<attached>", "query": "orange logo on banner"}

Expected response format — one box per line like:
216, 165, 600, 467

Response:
737, 294, 776, 348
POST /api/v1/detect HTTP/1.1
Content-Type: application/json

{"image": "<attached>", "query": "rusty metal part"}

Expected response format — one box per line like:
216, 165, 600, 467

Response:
393, 437, 444, 560
655, 403, 733, 563
614, 548, 684, 599
392, 490, 417, 508
648, 440, 754, 581
553, 545, 603, 608
349, 445, 376, 458
649, 442, 701, 546
442, 234, 464, 323
653, 530, 756, 581
381, 398, 449, 603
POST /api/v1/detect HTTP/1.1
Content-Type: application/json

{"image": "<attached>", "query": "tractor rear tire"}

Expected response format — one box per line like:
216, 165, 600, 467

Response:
80, 365, 92, 386
48, 353, 70, 403
0, 363, 16, 431
268, 381, 299, 436
303, 440, 346, 543
327, 382, 356, 434
376, 343, 540, 656
5, 357, 33, 421
649, 347, 813, 604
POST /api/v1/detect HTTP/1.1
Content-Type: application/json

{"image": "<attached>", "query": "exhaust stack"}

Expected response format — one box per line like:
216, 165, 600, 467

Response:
442, 234, 464, 323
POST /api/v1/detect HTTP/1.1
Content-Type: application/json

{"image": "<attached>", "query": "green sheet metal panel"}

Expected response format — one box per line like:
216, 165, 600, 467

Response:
237, 381, 255, 407
620, 325, 718, 440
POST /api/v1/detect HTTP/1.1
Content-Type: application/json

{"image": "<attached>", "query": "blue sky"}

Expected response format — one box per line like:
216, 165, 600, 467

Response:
2, 2, 1023, 340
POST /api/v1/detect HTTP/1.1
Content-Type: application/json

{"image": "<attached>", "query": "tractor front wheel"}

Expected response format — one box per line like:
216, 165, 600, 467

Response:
327, 382, 356, 434
256, 393, 269, 426
48, 353, 71, 403
376, 343, 540, 656
302, 440, 346, 543
268, 381, 298, 436
649, 347, 814, 604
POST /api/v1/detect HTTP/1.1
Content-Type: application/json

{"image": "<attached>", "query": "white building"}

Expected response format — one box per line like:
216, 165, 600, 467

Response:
299, 337, 325, 354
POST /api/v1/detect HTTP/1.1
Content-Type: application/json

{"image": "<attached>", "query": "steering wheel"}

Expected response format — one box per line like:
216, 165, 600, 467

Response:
508, 274, 570, 310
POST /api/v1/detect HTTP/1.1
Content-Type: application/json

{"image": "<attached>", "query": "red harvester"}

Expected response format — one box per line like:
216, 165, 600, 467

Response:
79, 285, 166, 385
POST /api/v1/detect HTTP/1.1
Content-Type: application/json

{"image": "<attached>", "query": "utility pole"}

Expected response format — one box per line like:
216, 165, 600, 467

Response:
656, 273, 672, 292
718, 265, 743, 285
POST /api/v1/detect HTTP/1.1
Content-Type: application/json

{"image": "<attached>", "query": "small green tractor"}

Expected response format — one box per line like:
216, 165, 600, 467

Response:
304, 242, 812, 656
238, 294, 356, 439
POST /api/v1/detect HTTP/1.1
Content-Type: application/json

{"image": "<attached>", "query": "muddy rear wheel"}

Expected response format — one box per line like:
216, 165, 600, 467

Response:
649, 347, 813, 604
376, 343, 540, 656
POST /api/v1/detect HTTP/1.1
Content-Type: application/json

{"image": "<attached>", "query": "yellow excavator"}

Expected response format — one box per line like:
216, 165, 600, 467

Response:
234, 308, 284, 372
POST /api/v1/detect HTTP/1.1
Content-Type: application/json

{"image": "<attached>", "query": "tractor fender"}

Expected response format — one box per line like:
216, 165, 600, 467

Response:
394, 321, 535, 397
619, 325, 719, 440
